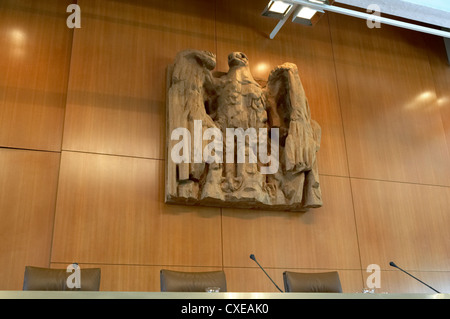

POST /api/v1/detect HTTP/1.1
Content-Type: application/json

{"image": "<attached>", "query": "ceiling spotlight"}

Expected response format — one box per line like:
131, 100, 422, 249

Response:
262, 1, 293, 19
292, 5, 325, 26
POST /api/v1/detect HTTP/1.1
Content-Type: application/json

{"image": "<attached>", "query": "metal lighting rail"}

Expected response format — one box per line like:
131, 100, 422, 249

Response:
269, 0, 450, 39
270, 4, 298, 39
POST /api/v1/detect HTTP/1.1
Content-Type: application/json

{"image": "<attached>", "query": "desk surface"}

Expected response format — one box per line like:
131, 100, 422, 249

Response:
0, 291, 448, 299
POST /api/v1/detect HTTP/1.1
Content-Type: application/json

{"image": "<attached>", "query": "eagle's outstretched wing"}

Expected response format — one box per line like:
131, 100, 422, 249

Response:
266, 63, 322, 208
170, 49, 217, 129
266, 62, 321, 173
166, 50, 218, 200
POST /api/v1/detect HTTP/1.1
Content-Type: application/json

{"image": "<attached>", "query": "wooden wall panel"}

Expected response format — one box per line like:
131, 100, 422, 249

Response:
0, 0, 73, 151
215, 0, 349, 177
1, 0, 450, 293
51, 151, 222, 267
222, 175, 360, 270
426, 36, 450, 156
329, 13, 450, 186
352, 178, 450, 272
0, 149, 60, 290
62, 0, 216, 159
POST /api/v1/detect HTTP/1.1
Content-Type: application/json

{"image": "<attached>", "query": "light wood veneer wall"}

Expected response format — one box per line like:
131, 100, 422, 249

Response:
1, 0, 449, 293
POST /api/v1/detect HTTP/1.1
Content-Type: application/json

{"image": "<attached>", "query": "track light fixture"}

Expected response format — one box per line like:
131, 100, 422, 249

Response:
261, 1, 293, 19
292, 5, 324, 26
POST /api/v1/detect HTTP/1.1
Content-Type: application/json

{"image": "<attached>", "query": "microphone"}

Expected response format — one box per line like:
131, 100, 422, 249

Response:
249, 254, 283, 293
389, 261, 440, 293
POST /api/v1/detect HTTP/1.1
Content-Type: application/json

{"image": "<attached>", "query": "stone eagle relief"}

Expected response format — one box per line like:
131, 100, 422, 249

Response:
165, 49, 322, 211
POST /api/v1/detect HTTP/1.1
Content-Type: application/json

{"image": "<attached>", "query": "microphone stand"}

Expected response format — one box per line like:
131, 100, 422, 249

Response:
250, 254, 284, 293
389, 262, 440, 293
